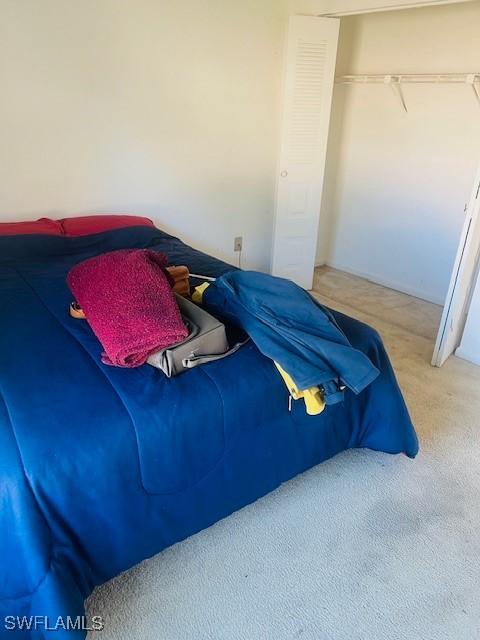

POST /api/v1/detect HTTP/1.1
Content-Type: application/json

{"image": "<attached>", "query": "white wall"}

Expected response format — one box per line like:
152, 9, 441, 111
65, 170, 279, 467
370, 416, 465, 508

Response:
0, 0, 287, 270
317, 1, 480, 304
456, 270, 480, 365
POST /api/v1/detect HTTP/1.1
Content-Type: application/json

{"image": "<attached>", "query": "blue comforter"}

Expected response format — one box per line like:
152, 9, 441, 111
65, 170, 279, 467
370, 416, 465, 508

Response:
0, 226, 418, 638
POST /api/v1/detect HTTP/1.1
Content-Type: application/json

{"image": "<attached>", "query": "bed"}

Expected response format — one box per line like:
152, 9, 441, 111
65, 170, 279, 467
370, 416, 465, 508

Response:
0, 220, 418, 639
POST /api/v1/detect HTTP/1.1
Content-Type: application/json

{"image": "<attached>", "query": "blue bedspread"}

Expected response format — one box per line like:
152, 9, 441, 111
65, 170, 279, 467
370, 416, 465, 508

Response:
0, 226, 418, 638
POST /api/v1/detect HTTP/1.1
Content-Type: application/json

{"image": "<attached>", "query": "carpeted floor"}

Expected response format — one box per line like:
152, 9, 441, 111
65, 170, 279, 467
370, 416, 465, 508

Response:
86, 269, 480, 640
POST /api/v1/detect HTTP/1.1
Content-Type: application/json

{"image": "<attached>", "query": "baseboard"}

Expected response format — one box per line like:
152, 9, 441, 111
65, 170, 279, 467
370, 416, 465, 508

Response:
324, 260, 445, 306
455, 347, 480, 367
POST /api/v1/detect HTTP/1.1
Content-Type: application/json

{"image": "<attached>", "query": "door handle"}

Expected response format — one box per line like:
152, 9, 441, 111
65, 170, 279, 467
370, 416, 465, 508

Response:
280, 170, 288, 177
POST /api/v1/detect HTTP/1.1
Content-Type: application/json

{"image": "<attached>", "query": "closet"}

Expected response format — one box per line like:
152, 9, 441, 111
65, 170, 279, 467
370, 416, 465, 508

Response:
272, 0, 480, 366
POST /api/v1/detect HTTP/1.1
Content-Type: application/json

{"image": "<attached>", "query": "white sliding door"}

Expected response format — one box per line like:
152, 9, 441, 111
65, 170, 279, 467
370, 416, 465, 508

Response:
432, 162, 480, 367
271, 15, 339, 290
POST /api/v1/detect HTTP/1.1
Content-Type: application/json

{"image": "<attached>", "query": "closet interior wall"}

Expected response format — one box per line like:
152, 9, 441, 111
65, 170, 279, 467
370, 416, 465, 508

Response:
316, 1, 480, 305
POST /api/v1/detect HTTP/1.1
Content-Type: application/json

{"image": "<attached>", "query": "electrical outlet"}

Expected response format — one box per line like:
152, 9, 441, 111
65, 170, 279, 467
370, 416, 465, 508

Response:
234, 236, 243, 252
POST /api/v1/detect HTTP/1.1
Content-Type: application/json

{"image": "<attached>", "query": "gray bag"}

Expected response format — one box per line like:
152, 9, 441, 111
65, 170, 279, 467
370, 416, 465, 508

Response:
147, 294, 247, 377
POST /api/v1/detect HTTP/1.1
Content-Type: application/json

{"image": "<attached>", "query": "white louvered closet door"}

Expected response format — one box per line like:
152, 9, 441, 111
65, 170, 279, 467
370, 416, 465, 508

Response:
271, 16, 339, 290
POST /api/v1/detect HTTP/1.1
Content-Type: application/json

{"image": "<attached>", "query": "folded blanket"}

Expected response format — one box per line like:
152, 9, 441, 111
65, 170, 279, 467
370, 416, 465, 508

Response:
67, 249, 188, 367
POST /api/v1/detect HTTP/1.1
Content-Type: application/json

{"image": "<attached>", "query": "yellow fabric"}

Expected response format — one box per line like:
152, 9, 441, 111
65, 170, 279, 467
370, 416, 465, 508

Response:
302, 387, 325, 416
274, 362, 325, 416
192, 282, 210, 304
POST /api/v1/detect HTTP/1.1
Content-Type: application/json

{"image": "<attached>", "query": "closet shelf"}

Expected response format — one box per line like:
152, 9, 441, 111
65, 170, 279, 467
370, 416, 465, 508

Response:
334, 73, 480, 112
335, 73, 480, 84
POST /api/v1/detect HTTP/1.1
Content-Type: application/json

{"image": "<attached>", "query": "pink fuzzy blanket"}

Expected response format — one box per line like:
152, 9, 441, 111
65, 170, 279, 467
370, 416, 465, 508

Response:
67, 249, 188, 367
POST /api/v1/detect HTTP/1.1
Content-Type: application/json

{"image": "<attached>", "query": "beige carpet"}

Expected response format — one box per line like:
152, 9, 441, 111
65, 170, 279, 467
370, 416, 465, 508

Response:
87, 270, 480, 640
